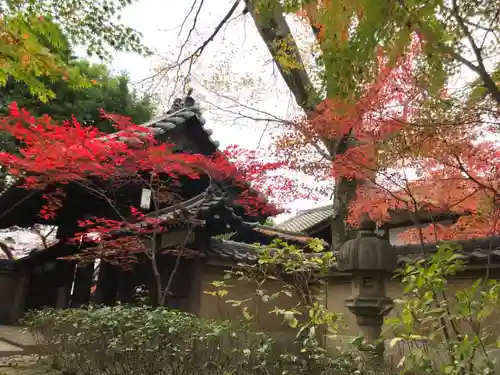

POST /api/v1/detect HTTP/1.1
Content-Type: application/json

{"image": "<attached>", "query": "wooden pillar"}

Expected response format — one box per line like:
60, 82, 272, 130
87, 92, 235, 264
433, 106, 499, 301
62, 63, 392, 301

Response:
117, 267, 135, 304
186, 257, 206, 315
70, 263, 94, 307
9, 268, 29, 323
186, 228, 209, 315
93, 261, 118, 306
55, 261, 75, 309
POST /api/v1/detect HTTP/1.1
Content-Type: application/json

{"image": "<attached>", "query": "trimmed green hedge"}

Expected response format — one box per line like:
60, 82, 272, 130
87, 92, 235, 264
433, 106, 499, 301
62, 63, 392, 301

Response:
23, 306, 332, 375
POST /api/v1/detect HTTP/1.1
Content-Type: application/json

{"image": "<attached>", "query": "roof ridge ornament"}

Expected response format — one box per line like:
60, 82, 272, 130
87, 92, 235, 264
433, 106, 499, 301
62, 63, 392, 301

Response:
357, 215, 377, 236
167, 89, 196, 115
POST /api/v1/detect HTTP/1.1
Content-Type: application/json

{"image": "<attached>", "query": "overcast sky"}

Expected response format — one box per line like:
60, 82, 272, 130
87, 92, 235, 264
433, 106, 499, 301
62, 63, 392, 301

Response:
3, 1, 494, 255
95, 0, 330, 217
2, 1, 326, 257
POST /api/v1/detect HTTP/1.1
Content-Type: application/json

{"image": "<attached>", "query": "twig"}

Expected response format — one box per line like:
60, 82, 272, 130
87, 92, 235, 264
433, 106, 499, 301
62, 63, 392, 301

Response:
176, 0, 241, 67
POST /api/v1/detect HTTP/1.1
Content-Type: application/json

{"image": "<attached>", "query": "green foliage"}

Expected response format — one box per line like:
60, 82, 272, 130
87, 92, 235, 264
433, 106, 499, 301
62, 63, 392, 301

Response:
264, 217, 276, 226
0, 0, 149, 101
24, 306, 279, 375
262, 0, 499, 103
207, 238, 372, 372
255, 0, 444, 100
385, 243, 500, 374
0, 14, 89, 101
24, 305, 365, 375
0, 59, 155, 153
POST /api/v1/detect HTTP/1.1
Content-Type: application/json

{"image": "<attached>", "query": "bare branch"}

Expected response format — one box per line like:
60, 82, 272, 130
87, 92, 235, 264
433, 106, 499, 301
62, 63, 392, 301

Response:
136, 0, 241, 95
397, 0, 500, 106
178, 0, 200, 37
178, 0, 241, 67
0, 242, 13, 260
243, 0, 321, 112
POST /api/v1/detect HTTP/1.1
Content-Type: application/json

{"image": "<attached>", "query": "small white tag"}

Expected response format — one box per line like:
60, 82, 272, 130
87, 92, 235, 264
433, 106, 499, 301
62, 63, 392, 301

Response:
140, 188, 152, 210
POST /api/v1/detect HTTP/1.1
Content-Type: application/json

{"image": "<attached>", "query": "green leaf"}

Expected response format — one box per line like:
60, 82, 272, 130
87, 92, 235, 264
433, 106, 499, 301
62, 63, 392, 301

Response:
389, 337, 403, 348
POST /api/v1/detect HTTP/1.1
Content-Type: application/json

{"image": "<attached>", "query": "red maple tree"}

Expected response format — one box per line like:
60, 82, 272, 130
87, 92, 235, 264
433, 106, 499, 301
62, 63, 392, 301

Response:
0, 102, 303, 304
348, 132, 500, 244
272, 31, 500, 245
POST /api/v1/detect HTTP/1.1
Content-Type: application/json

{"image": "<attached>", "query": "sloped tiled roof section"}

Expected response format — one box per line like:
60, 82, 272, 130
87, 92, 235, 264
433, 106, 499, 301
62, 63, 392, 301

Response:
106, 95, 220, 151
208, 238, 328, 263
0, 95, 220, 198
394, 237, 500, 266
208, 236, 500, 269
252, 225, 328, 246
208, 239, 259, 263
276, 205, 333, 233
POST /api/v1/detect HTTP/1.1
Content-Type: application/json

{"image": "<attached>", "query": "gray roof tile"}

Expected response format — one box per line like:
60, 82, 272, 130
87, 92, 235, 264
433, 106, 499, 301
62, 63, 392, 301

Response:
277, 205, 333, 233
0, 95, 220, 198
104, 95, 219, 149
208, 239, 259, 262
208, 237, 500, 269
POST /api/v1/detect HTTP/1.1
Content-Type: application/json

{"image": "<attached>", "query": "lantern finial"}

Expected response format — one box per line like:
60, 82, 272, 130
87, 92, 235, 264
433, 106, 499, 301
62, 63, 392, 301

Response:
359, 215, 376, 232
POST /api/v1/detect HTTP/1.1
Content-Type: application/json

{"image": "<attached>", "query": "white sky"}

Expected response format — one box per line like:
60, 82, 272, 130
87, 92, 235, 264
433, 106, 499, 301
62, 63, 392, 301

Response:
3, 0, 496, 255
74, 0, 495, 221
104, 1, 330, 215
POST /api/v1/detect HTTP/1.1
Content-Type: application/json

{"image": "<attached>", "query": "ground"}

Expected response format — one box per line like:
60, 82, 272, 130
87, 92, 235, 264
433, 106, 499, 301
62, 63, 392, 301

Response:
0, 355, 59, 375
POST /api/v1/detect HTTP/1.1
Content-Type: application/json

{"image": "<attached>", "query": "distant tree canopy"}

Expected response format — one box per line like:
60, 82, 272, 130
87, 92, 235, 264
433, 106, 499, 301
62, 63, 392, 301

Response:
0, 60, 155, 153
0, 17, 155, 154
0, 0, 149, 101
0, 60, 155, 130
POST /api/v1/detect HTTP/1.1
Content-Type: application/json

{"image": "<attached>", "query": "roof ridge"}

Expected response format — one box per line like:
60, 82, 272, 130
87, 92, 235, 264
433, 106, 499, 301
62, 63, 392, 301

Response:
297, 204, 332, 215
276, 204, 334, 233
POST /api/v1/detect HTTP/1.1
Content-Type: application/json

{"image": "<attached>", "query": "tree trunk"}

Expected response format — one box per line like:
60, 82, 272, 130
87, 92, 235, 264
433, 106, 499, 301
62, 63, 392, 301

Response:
245, 1, 360, 249
330, 177, 359, 248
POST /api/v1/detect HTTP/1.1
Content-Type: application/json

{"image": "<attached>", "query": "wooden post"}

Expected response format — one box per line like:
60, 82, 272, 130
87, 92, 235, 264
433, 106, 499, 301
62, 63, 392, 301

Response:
186, 228, 209, 315
9, 268, 29, 323
70, 263, 94, 307
93, 261, 118, 306
117, 267, 135, 304
186, 257, 205, 315
55, 261, 75, 309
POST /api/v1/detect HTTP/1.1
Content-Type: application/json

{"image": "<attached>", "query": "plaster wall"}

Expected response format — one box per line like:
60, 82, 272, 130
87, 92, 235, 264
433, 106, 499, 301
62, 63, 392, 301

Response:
0, 274, 16, 323
198, 266, 500, 363
198, 265, 298, 342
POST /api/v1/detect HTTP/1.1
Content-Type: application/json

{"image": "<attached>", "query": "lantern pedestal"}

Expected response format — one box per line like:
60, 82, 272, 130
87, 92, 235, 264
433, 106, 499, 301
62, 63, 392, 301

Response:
337, 218, 397, 361
345, 295, 393, 356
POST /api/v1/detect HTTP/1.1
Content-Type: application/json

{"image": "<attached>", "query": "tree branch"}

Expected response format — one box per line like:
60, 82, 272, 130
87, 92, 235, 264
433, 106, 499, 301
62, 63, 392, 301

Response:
0, 242, 13, 260
450, 0, 500, 106
397, 0, 500, 106
177, 0, 241, 67
243, 0, 321, 112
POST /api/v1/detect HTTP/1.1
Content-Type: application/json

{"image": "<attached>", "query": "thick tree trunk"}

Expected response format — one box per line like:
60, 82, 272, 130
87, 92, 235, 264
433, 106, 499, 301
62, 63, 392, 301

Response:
246, 1, 378, 250
330, 177, 358, 249
243, 1, 320, 111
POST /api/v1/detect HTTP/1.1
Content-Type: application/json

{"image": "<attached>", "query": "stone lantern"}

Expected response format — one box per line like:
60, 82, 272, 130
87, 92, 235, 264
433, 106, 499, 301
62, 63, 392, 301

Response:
337, 217, 398, 357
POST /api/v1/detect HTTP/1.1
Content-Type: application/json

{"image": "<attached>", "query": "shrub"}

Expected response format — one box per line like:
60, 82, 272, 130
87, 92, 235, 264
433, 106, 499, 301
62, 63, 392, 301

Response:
385, 244, 500, 374
25, 304, 380, 375
23, 305, 300, 375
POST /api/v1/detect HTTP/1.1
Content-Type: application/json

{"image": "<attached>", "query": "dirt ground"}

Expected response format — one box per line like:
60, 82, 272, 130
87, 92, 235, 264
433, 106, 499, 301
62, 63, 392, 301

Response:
0, 355, 59, 375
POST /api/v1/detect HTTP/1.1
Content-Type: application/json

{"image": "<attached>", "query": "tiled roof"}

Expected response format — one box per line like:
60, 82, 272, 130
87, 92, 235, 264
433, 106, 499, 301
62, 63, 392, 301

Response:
105, 95, 220, 150
252, 225, 328, 245
277, 205, 333, 233
207, 236, 500, 269
208, 239, 260, 262
0, 95, 219, 199
208, 238, 329, 263
395, 248, 500, 266
394, 237, 500, 266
